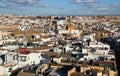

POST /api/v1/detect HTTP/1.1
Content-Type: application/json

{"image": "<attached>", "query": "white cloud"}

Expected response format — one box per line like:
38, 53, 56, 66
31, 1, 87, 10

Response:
113, 3, 120, 8
3, 0, 38, 4
74, 0, 81, 3
71, 0, 96, 8
85, 0, 94, 3
1, 0, 47, 7
72, 0, 95, 3
97, 6, 109, 11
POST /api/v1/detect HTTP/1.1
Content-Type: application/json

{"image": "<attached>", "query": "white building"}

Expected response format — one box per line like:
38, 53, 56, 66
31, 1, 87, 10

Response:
0, 48, 8, 64
83, 42, 114, 60
89, 42, 110, 55
26, 53, 50, 65
0, 31, 9, 45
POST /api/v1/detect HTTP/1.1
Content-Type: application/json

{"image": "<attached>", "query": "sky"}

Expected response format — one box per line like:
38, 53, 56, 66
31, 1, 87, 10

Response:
0, 0, 120, 16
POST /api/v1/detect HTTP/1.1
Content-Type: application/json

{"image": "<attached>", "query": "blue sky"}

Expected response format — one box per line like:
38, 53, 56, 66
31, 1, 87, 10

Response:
0, 0, 120, 16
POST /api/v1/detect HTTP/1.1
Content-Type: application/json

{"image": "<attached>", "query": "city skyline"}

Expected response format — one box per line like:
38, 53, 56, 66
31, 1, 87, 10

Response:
0, 0, 120, 16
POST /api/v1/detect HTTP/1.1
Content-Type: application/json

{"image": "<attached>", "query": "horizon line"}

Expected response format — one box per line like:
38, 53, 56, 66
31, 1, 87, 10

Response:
0, 14, 120, 17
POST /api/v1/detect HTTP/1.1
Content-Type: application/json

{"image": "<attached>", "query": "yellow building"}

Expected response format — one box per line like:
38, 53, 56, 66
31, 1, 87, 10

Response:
68, 67, 86, 76
66, 23, 75, 30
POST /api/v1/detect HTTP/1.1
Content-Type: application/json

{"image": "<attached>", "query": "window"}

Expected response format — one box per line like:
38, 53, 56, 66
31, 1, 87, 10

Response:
27, 57, 29, 60
105, 47, 108, 50
21, 56, 26, 61
38, 56, 40, 58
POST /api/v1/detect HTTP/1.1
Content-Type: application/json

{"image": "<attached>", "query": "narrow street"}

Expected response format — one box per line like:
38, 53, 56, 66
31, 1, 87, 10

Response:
111, 45, 120, 76
100, 38, 120, 76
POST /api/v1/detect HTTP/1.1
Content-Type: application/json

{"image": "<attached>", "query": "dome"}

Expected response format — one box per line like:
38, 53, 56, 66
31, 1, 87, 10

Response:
66, 23, 75, 30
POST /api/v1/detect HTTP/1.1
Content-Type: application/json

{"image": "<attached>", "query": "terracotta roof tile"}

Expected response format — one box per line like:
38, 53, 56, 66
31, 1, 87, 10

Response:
17, 72, 36, 76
